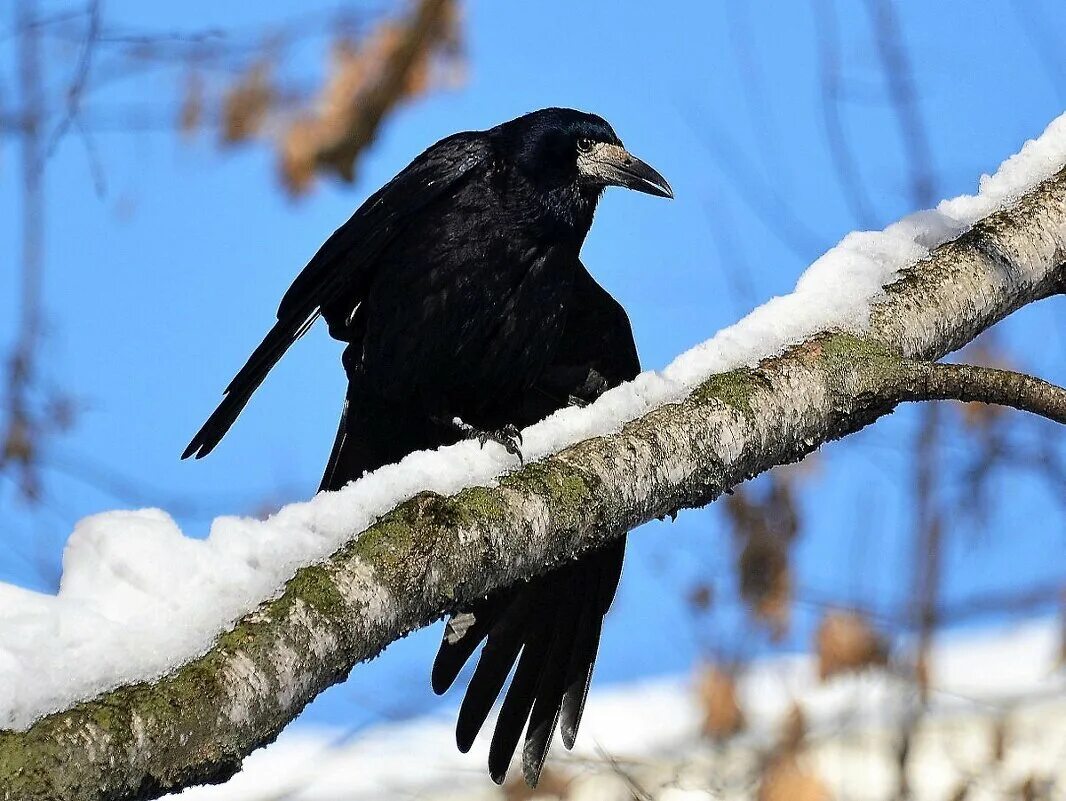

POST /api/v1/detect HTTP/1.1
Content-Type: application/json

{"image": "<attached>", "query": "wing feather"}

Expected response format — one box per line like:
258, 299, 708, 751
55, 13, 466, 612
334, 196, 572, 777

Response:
182, 133, 491, 459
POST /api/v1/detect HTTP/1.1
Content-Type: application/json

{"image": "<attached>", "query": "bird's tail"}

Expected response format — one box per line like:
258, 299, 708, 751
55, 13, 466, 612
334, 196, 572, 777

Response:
432, 537, 626, 786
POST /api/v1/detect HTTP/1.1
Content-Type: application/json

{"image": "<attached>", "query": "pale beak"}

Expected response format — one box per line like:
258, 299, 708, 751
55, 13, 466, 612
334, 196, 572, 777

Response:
579, 142, 673, 198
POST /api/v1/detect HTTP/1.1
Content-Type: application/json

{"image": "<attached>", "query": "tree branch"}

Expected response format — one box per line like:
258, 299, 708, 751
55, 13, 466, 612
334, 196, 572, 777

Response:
898, 361, 1066, 425
1, 164, 1065, 801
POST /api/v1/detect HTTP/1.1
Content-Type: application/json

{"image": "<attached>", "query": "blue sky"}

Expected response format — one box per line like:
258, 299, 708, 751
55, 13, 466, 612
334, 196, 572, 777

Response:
2, 0, 1065, 736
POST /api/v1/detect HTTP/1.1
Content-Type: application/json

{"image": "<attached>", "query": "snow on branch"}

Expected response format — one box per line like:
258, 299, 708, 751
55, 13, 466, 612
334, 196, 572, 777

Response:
1, 116, 1066, 800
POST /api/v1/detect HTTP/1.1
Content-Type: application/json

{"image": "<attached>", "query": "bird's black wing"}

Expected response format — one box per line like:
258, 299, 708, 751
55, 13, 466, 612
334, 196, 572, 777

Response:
182, 132, 492, 460
431, 263, 640, 786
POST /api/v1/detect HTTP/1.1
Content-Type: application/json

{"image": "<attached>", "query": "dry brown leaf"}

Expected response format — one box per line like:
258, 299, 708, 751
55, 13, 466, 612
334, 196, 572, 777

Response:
815, 611, 887, 680
961, 336, 1016, 372
278, 0, 464, 195
726, 478, 799, 639
221, 62, 274, 145
773, 452, 822, 484
697, 664, 744, 740
687, 582, 714, 613
759, 755, 831, 801
991, 717, 1008, 764
956, 336, 1015, 430
1015, 775, 1051, 801
179, 71, 204, 137
279, 116, 323, 195
434, 0, 466, 88
914, 647, 930, 700
778, 702, 807, 755
1, 416, 34, 465
741, 542, 792, 640
959, 399, 1005, 429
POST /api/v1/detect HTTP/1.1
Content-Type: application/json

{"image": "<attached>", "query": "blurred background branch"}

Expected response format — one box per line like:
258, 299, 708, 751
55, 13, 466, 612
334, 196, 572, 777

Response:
1, 0, 462, 526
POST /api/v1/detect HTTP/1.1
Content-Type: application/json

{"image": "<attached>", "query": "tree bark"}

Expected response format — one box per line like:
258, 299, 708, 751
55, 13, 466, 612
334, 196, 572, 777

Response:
2, 167, 1065, 801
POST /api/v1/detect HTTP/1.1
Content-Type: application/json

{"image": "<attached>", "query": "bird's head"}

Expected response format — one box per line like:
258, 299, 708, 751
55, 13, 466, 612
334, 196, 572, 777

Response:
495, 108, 673, 204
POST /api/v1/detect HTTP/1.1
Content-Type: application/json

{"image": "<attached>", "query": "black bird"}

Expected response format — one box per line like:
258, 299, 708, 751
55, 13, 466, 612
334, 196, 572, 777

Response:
183, 108, 672, 785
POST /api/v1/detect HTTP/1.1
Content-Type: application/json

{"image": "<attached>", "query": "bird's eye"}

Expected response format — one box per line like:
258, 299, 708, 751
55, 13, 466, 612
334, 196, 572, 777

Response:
576, 137, 595, 153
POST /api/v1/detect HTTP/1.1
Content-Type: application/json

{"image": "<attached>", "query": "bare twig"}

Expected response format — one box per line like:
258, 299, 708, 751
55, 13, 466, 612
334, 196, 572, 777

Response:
898, 362, 1066, 426
724, 0, 791, 190
863, 8, 941, 794
813, 0, 877, 228
683, 105, 828, 261
41, 0, 100, 164
865, 0, 936, 209
2, 0, 46, 502
0, 0, 452, 513
1010, 0, 1066, 105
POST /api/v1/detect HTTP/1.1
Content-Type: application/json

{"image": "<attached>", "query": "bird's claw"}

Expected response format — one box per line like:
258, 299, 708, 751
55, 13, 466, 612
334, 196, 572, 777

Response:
459, 421, 523, 462
476, 424, 524, 462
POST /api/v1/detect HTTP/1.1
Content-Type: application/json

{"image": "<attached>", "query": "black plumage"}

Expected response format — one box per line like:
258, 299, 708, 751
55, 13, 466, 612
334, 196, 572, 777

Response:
183, 107, 671, 785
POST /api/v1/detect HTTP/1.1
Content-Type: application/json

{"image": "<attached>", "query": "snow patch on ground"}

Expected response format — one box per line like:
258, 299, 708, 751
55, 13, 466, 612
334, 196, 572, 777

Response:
1, 114, 1065, 730
165, 620, 1066, 800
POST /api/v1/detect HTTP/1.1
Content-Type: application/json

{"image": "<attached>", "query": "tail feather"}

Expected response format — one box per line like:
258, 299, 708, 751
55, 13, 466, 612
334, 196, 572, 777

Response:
521, 569, 583, 786
431, 596, 495, 694
523, 701, 564, 787
433, 538, 627, 786
183, 315, 315, 460
455, 591, 534, 752
558, 561, 605, 750
488, 623, 554, 785
558, 622, 602, 750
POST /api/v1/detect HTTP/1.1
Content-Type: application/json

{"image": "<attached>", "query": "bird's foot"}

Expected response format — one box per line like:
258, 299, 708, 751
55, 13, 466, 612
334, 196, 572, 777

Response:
453, 418, 524, 462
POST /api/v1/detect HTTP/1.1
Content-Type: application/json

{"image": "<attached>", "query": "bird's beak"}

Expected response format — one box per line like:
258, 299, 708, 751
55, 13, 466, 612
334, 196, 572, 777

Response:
579, 142, 674, 198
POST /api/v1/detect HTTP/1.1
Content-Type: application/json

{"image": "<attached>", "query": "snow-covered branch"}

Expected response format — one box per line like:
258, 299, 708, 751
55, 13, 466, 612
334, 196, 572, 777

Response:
2, 128, 1066, 799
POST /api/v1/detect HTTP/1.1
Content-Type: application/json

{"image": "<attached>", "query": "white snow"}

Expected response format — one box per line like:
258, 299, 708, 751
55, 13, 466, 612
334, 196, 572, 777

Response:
163, 619, 1066, 800
1, 113, 1065, 731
